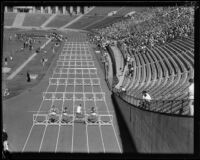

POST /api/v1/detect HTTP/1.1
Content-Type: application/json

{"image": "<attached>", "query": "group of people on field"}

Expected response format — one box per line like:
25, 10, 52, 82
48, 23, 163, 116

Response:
48, 104, 98, 124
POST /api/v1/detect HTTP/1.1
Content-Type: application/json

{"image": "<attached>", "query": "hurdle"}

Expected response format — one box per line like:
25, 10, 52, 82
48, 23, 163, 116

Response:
33, 114, 48, 125
99, 114, 113, 125
85, 114, 113, 125
33, 114, 75, 125
60, 114, 74, 125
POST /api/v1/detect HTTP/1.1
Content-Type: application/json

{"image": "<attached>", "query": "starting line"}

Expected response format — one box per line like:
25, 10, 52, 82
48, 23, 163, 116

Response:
33, 114, 113, 126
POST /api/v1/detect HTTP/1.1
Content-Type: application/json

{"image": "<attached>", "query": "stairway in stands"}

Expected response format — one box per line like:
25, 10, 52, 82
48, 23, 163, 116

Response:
12, 13, 26, 27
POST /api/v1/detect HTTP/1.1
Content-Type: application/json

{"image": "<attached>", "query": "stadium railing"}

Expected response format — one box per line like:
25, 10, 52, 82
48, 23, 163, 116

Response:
118, 92, 192, 116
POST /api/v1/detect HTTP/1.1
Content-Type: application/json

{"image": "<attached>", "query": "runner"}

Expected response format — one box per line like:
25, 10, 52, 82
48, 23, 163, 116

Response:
87, 107, 98, 123
61, 107, 73, 123
48, 105, 59, 123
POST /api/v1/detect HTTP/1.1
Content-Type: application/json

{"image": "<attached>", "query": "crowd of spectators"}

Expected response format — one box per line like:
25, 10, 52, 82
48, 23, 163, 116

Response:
90, 6, 194, 57
88, 6, 194, 113
89, 6, 194, 85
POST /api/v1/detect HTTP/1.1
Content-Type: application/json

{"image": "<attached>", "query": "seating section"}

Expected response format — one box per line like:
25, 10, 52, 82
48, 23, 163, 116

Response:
22, 13, 51, 26
115, 7, 147, 16
86, 7, 122, 16
85, 16, 123, 30
46, 15, 77, 28
67, 15, 105, 29
119, 38, 194, 114
4, 12, 17, 26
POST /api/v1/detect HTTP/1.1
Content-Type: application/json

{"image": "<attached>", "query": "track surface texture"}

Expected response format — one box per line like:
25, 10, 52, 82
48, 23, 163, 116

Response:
3, 31, 122, 153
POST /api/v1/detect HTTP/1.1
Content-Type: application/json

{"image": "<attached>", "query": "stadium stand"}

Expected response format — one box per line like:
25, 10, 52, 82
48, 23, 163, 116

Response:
4, 12, 17, 26
22, 13, 51, 27
86, 7, 122, 16
46, 15, 77, 28
67, 15, 105, 29
89, 6, 194, 115
85, 16, 123, 30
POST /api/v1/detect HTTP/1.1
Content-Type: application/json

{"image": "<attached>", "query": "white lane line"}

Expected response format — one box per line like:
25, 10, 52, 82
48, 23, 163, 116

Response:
22, 125, 34, 152
83, 63, 89, 153
22, 66, 57, 152
71, 43, 76, 153
55, 77, 67, 152
39, 43, 66, 152
87, 48, 105, 153
98, 66, 122, 153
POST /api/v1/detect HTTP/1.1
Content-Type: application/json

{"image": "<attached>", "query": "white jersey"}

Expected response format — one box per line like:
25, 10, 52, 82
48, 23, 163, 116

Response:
77, 106, 82, 114
143, 93, 152, 102
189, 83, 194, 99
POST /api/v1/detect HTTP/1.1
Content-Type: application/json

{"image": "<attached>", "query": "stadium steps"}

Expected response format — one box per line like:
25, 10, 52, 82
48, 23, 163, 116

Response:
156, 46, 177, 75
22, 13, 51, 27
163, 45, 186, 73
12, 13, 26, 27
164, 72, 188, 97
60, 7, 95, 29
167, 44, 192, 71
134, 53, 152, 95
86, 7, 121, 16
145, 49, 163, 95
159, 46, 180, 74
175, 40, 194, 51
129, 53, 141, 91
142, 52, 157, 92
154, 48, 171, 76
151, 48, 168, 78
84, 14, 123, 30
170, 42, 194, 63
40, 14, 57, 28
133, 53, 146, 93
154, 73, 181, 99
4, 12, 17, 26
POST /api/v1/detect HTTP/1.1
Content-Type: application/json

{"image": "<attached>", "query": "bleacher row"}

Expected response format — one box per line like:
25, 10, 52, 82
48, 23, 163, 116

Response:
117, 37, 194, 115
4, 7, 139, 29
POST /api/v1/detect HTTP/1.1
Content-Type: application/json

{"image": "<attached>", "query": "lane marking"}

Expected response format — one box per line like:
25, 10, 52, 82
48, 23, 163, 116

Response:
39, 42, 66, 152
87, 49, 105, 153
22, 66, 58, 152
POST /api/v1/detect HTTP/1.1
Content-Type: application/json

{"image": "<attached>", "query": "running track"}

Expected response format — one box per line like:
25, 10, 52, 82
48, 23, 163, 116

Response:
22, 32, 122, 153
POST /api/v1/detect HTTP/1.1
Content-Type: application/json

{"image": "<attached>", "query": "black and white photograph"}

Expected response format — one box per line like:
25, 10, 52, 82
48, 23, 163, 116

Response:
1, 1, 199, 159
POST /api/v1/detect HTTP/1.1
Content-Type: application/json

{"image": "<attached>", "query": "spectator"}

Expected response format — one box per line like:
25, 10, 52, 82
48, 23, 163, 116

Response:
4, 57, 8, 66
188, 78, 194, 116
4, 88, 10, 96
2, 129, 8, 148
120, 86, 126, 94
142, 91, 152, 109
27, 71, 31, 82
9, 56, 13, 61
76, 104, 83, 116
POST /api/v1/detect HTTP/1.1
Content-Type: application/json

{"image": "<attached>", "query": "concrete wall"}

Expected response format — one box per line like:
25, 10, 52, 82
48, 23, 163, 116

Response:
112, 93, 194, 153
